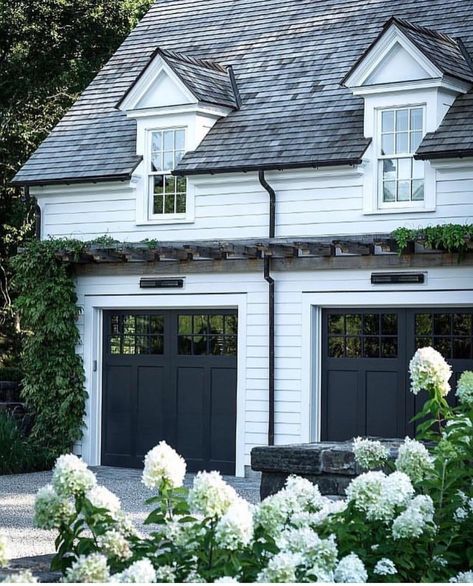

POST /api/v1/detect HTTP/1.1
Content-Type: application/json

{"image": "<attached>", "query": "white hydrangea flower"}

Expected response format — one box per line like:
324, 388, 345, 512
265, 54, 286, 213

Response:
395, 437, 434, 483
112, 559, 157, 583
155, 565, 177, 583
188, 471, 239, 517
277, 528, 338, 571
142, 441, 186, 491
0, 534, 8, 568
52, 454, 96, 498
256, 551, 303, 583
97, 529, 132, 560
63, 553, 110, 583
34, 484, 75, 529
450, 571, 473, 583
450, 570, 473, 584
115, 511, 139, 538
346, 471, 414, 522
215, 497, 254, 550
254, 491, 294, 538
454, 507, 468, 522
456, 371, 473, 407
353, 437, 389, 470
183, 570, 206, 583
392, 495, 434, 540
334, 553, 367, 583
85, 485, 121, 516
2, 570, 38, 583
409, 347, 452, 397
374, 558, 397, 576
284, 475, 327, 511
214, 578, 239, 583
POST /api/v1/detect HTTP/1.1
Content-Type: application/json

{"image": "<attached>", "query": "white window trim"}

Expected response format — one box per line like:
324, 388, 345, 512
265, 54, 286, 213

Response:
364, 101, 436, 215
137, 126, 195, 225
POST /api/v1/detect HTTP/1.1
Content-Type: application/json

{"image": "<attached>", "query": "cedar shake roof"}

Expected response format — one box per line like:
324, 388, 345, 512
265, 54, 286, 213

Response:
12, 0, 473, 186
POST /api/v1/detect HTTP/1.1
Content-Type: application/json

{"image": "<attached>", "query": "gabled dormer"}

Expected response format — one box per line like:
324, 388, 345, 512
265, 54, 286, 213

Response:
342, 17, 473, 214
117, 48, 240, 225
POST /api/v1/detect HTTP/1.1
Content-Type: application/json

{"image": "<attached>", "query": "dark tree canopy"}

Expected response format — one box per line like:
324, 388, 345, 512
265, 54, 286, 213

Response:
0, 0, 153, 365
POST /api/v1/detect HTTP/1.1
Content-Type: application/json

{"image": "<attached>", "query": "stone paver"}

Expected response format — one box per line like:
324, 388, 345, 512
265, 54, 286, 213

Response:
0, 467, 260, 560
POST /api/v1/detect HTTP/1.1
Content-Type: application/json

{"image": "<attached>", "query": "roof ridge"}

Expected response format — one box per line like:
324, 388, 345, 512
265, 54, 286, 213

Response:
388, 16, 459, 46
158, 48, 228, 74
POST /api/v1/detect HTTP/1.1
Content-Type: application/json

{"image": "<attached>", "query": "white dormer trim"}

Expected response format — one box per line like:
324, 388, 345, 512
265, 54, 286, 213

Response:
344, 24, 442, 89
118, 54, 197, 113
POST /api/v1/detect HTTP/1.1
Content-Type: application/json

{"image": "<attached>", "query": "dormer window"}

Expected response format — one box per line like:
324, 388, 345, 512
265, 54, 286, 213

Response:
148, 128, 187, 218
378, 106, 425, 207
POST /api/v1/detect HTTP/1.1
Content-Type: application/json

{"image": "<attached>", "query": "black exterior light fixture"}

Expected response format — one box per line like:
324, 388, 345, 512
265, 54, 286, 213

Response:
140, 278, 184, 289
371, 272, 426, 285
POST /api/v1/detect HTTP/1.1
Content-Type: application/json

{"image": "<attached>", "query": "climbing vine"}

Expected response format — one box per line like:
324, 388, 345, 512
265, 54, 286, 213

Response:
392, 223, 473, 256
11, 238, 88, 458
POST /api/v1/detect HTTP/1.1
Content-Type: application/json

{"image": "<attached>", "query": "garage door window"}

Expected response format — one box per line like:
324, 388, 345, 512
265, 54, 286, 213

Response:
328, 312, 398, 358
415, 313, 473, 359
109, 314, 164, 355
178, 314, 237, 356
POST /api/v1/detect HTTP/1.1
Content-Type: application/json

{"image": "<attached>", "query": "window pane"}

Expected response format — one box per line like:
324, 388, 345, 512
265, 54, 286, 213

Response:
163, 130, 174, 151
179, 315, 192, 335
209, 315, 224, 333
175, 130, 185, 151
345, 314, 362, 335
150, 316, 164, 334
382, 111, 394, 132
150, 336, 164, 355
151, 153, 162, 172
176, 176, 186, 193
152, 131, 162, 150
192, 336, 207, 355
398, 158, 411, 180
194, 315, 209, 334
398, 181, 411, 201
363, 314, 379, 335
411, 108, 423, 131
453, 314, 471, 336
224, 315, 238, 335
396, 109, 408, 131
329, 337, 344, 358
176, 193, 186, 214
346, 337, 361, 358
383, 181, 396, 202
434, 337, 452, 358
381, 134, 395, 155
163, 151, 174, 170
178, 336, 192, 355
175, 150, 184, 165
412, 159, 424, 179
416, 314, 433, 336
382, 158, 397, 181
363, 337, 379, 358
164, 194, 175, 214
453, 338, 471, 359
412, 180, 424, 201
153, 175, 164, 193
434, 314, 451, 335
381, 337, 397, 358
381, 314, 397, 335
164, 175, 176, 194
396, 132, 409, 154
329, 314, 344, 335
153, 194, 164, 214
411, 131, 423, 152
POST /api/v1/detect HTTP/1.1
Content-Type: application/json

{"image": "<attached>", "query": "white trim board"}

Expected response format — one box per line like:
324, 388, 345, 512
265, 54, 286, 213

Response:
81, 292, 248, 477
301, 289, 473, 443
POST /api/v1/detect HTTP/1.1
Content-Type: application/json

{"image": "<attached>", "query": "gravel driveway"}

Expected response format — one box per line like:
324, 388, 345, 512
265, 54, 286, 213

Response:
0, 467, 260, 560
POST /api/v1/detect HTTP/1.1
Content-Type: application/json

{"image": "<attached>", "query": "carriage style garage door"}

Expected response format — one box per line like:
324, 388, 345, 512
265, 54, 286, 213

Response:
102, 310, 237, 474
322, 308, 473, 441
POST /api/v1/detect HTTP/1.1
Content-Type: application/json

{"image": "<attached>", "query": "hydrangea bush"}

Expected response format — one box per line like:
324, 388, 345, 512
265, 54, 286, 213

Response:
29, 347, 473, 582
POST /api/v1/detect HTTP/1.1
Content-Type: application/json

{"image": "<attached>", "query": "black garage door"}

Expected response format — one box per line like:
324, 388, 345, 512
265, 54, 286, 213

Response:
322, 308, 473, 441
102, 310, 237, 474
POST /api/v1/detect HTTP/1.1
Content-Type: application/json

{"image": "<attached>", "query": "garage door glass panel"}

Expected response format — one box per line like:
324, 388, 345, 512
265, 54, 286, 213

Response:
178, 314, 237, 356
415, 313, 473, 359
327, 312, 398, 358
109, 314, 164, 355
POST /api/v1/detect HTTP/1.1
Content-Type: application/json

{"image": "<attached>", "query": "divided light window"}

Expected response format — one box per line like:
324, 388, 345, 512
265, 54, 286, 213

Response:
378, 107, 425, 206
149, 128, 186, 217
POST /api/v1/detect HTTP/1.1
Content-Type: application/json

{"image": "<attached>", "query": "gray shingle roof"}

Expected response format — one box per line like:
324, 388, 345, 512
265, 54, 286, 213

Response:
12, 0, 473, 186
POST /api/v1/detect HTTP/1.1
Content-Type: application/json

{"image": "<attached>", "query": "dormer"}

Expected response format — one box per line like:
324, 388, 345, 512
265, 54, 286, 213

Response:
342, 17, 473, 214
117, 48, 240, 225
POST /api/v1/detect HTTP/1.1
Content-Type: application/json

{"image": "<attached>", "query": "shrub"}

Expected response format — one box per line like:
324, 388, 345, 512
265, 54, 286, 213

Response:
31, 348, 473, 583
0, 412, 52, 475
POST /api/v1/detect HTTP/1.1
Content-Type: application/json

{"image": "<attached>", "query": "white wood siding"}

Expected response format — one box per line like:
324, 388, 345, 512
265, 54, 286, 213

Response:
35, 162, 473, 242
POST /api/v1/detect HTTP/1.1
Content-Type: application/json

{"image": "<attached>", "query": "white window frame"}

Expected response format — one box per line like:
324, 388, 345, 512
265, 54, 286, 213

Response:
146, 126, 190, 223
376, 104, 426, 210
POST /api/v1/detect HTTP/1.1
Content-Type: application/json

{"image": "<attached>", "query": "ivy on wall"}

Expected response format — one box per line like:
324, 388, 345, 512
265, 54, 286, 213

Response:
12, 238, 88, 458
392, 224, 473, 256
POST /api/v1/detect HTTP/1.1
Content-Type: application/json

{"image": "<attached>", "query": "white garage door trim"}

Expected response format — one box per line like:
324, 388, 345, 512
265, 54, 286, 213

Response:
81, 293, 248, 477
